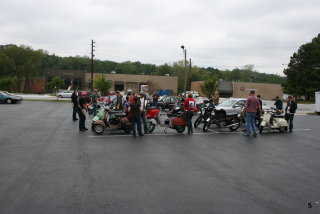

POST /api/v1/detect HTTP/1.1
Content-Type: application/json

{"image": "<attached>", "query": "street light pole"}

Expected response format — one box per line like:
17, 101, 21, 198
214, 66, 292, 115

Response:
91, 40, 95, 91
181, 45, 187, 98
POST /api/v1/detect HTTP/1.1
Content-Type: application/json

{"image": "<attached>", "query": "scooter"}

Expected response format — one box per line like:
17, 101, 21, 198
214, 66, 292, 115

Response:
146, 106, 187, 133
164, 112, 187, 133
92, 106, 131, 134
146, 107, 161, 133
259, 108, 288, 133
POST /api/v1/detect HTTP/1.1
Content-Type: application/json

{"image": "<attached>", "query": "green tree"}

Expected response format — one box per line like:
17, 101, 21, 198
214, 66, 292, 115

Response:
200, 75, 220, 98
47, 77, 65, 92
0, 77, 13, 91
94, 75, 112, 95
284, 33, 320, 99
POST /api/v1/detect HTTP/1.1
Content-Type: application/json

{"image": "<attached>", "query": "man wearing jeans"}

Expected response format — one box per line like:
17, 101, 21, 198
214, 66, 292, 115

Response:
244, 90, 261, 137
285, 95, 297, 132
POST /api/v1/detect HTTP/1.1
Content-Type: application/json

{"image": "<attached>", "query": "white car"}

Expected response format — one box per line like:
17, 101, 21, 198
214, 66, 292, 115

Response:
57, 91, 73, 98
216, 98, 271, 115
183, 91, 200, 98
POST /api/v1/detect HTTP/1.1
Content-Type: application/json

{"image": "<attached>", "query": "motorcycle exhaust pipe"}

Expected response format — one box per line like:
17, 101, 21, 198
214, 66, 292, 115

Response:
227, 123, 239, 127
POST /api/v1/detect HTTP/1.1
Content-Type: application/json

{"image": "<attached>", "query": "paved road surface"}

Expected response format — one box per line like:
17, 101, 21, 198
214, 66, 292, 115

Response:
0, 101, 320, 213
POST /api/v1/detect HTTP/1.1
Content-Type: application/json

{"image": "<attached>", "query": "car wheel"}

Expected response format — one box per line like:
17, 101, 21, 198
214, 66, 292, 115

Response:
6, 99, 12, 104
93, 124, 105, 134
58, 95, 62, 98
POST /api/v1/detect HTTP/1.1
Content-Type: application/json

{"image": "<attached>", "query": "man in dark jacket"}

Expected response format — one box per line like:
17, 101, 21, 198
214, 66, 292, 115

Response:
71, 89, 78, 121
274, 96, 283, 110
285, 95, 297, 132
78, 91, 88, 131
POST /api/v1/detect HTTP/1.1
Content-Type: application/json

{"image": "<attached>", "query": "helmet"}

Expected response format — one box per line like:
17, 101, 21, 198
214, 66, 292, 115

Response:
81, 91, 87, 96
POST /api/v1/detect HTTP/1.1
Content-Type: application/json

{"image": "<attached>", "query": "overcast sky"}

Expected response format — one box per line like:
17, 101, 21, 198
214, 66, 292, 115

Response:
1, 0, 319, 75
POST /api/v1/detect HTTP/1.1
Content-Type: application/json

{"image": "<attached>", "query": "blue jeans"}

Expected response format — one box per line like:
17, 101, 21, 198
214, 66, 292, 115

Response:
186, 111, 194, 133
131, 114, 143, 136
141, 113, 147, 133
93, 103, 97, 116
246, 112, 257, 135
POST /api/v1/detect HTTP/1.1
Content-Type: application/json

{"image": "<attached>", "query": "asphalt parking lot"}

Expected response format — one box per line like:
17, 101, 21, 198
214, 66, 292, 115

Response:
0, 101, 320, 214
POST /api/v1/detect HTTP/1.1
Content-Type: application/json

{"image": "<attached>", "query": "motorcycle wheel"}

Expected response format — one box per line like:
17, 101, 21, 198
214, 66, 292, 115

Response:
175, 126, 185, 133
93, 124, 105, 135
203, 122, 211, 132
259, 126, 263, 134
228, 117, 241, 131
123, 126, 132, 134
279, 126, 287, 133
147, 122, 156, 133
194, 116, 202, 128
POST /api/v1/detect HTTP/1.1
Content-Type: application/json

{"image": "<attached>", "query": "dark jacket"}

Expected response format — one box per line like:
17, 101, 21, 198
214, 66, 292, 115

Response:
285, 100, 297, 114
71, 91, 78, 104
274, 99, 283, 110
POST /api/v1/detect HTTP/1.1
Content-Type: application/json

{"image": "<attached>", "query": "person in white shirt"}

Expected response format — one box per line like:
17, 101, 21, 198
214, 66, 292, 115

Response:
139, 91, 149, 134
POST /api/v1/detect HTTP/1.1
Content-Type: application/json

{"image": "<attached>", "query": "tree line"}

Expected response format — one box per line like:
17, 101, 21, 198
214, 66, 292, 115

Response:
2, 37, 318, 99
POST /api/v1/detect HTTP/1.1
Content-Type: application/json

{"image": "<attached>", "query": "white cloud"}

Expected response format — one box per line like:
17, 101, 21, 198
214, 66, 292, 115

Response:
0, 0, 319, 75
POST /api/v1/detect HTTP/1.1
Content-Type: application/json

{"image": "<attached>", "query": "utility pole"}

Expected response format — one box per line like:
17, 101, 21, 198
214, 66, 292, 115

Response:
189, 58, 192, 91
91, 40, 95, 91
181, 45, 187, 98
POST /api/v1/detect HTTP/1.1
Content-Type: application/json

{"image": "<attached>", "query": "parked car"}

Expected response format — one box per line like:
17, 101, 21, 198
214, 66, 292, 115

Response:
183, 91, 200, 98
157, 96, 179, 111
0, 91, 23, 104
57, 91, 73, 98
215, 98, 271, 115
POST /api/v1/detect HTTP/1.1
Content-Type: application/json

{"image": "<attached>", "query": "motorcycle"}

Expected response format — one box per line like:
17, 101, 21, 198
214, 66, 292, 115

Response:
259, 107, 288, 133
194, 101, 214, 128
203, 108, 241, 132
92, 106, 131, 134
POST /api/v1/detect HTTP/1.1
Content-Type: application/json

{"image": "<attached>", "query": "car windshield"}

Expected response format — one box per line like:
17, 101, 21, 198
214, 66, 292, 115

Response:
218, 99, 237, 107
3, 91, 14, 96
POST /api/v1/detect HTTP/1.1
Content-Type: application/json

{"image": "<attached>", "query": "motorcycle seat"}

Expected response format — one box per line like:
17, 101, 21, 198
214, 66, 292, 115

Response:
273, 115, 285, 118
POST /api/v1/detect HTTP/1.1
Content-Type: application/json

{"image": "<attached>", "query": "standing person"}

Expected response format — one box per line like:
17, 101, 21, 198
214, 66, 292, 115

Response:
244, 90, 261, 137
274, 96, 283, 110
128, 96, 143, 137
115, 91, 123, 110
129, 92, 136, 103
285, 96, 297, 132
77, 91, 88, 131
91, 89, 100, 116
151, 93, 160, 107
212, 92, 220, 106
139, 92, 149, 134
71, 89, 78, 121
184, 93, 197, 134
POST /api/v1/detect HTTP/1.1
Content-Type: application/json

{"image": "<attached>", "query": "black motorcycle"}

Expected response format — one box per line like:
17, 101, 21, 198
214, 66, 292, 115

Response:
203, 108, 241, 132
194, 101, 215, 128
